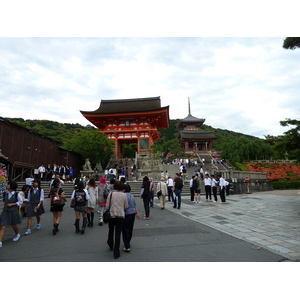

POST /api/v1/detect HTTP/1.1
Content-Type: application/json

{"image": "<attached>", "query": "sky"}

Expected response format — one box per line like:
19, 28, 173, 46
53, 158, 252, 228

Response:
0, 3, 299, 140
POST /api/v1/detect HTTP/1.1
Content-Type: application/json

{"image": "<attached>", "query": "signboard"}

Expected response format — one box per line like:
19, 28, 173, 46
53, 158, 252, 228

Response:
245, 177, 250, 182
0, 168, 7, 202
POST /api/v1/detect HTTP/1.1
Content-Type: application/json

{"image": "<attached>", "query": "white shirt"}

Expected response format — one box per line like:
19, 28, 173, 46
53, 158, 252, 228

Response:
25, 177, 34, 186
211, 178, 217, 187
166, 178, 174, 187
204, 178, 212, 186
190, 178, 194, 188
6, 191, 23, 206
219, 177, 225, 189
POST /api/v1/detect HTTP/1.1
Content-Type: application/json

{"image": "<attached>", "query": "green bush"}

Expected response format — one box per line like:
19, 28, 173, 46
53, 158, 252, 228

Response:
272, 180, 300, 189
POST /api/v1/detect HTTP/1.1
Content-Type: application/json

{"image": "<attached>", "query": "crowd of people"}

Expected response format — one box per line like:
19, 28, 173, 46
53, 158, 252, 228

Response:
0, 163, 230, 258
36, 164, 74, 182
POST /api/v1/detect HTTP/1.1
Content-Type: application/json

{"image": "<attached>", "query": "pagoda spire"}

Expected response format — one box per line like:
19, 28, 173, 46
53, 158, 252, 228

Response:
188, 97, 191, 115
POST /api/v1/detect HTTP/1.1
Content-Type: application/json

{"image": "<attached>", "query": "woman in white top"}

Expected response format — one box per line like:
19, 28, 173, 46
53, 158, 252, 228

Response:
85, 178, 98, 227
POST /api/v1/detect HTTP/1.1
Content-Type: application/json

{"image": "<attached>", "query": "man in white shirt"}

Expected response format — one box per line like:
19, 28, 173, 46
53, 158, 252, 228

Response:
218, 175, 226, 203
166, 177, 174, 202
190, 176, 195, 202
211, 175, 218, 202
38, 164, 45, 181
204, 174, 212, 201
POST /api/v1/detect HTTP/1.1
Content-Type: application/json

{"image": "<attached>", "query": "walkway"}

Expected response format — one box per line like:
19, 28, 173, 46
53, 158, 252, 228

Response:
162, 189, 300, 261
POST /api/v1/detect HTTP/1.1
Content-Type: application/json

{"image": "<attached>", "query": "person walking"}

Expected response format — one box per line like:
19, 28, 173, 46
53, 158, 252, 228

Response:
190, 175, 195, 202
140, 176, 151, 219
173, 173, 184, 209
149, 177, 155, 208
194, 174, 201, 204
49, 178, 67, 235
122, 184, 140, 253
97, 177, 109, 226
204, 174, 212, 201
156, 177, 168, 209
85, 178, 98, 227
0, 181, 23, 248
166, 176, 174, 202
25, 180, 45, 235
71, 181, 90, 234
211, 175, 218, 202
105, 180, 128, 259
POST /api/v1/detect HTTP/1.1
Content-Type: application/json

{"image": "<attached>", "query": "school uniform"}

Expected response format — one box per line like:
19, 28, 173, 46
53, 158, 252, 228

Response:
0, 191, 23, 226
27, 187, 45, 217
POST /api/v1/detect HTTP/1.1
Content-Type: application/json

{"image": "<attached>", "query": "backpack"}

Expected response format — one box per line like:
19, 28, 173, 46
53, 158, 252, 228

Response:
192, 178, 198, 189
75, 190, 86, 204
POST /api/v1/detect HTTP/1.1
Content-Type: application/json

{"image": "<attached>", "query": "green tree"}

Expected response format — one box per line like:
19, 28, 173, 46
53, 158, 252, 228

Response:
283, 37, 300, 50
63, 128, 114, 168
273, 118, 300, 161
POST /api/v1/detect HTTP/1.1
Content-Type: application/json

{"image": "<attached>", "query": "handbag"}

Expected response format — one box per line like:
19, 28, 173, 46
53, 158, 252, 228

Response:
157, 182, 162, 198
52, 189, 66, 207
103, 192, 112, 224
70, 198, 75, 208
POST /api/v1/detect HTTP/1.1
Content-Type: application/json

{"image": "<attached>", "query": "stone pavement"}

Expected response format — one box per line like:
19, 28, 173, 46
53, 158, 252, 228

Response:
160, 189, 300, 261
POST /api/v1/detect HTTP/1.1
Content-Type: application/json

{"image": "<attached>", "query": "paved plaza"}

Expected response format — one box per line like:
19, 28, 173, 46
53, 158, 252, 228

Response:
166, 189, 300, 261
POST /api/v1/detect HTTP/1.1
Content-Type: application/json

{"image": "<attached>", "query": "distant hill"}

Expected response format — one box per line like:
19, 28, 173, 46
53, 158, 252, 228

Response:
6, 117, 261, 151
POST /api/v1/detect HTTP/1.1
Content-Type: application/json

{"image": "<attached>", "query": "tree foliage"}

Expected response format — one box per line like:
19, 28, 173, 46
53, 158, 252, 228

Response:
271, 118, 300, 161
283, 37, 300, 50
63, 128, 114, 168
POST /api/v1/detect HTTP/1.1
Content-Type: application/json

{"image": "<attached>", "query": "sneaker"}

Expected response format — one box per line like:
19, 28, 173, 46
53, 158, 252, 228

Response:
13, 233, 21, 241
36, 224, 41, 230
25, 229, 31, 235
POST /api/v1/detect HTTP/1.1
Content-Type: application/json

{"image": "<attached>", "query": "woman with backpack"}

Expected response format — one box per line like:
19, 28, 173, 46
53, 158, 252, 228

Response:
71, 181, 90, 234
25, 180, 45, 235
0, 181, 23, 248
85, 178, 98, 227
49, 178, 67, 235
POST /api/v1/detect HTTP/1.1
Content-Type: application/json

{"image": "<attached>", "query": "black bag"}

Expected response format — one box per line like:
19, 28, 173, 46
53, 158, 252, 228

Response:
103, 193, 112, 224
157, 190, 162, 198
103, 188, 109, 200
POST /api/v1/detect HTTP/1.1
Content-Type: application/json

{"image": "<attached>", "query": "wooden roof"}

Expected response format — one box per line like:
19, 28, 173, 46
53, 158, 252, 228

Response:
81, 96, 168, 115
179, 130, 217, 140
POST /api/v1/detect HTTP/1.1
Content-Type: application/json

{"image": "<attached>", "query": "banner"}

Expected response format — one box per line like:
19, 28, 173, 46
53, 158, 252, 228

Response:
0, 168, 7, 202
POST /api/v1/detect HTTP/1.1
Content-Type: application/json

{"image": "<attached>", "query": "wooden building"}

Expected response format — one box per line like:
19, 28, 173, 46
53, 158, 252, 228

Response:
0, 117, 82, 181
177, 99, 217, 152
81, 97, 170, 158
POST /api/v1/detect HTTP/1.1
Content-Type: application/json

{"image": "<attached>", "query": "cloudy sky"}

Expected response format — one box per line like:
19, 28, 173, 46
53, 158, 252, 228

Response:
0, 3, 299, 139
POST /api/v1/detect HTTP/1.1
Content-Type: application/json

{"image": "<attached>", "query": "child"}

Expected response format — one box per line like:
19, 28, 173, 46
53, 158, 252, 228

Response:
25, 180, 45, 235
0, 181, 23, 248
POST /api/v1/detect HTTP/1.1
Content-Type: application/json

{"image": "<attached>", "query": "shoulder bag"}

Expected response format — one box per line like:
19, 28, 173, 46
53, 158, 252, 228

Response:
103, 192, 113, 224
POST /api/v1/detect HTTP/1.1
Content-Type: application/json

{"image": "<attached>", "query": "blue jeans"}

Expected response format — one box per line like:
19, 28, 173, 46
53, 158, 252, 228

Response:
174, 189, 182, 208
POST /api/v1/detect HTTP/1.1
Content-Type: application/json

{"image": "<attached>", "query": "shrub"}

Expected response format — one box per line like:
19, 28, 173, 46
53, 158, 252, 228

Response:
272, 180, 300, 189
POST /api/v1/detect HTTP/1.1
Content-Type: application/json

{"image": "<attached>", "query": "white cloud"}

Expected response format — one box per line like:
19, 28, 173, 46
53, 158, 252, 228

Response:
0, 37, 300, 139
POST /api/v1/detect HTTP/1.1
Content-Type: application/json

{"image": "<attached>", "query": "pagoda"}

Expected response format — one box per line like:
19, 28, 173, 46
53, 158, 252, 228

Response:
80, 97, 169, 158
177, 98, 217, 152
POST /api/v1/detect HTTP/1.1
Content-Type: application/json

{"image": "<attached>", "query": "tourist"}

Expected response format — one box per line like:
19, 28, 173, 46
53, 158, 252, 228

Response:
166, 176, 174, 202
97, 177, 109, 226
25, 174, 34, 188
49, 178, 67, 235
211, 175, 218, 202
156, 177, 168, 209
25, 180, 45, 235
71, 181, 90, 234
131, 164, 137, 181
0, 181, 23, 248
105, 180, 128, 259
218, 174, 226, 203
69, 166, 74, 181
86, 178, 98, 227
190, 175, 195, 202
165, 170, 169, 180
173, 173, 184, 209
193, 174, 201, 203
19, 185, 29, 217
182, 165, 187, 180
38, 164, 45, 181
140, 176, 151, 219
122, 184, 140, 253
204, 173, 212, 201
149, 177, 155, 208
45, 164, 53, 181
